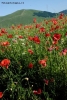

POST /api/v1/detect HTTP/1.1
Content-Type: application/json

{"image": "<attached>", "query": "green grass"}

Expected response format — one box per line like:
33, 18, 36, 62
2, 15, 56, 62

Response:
0, 14, 67, 100
0, 9, 57, 28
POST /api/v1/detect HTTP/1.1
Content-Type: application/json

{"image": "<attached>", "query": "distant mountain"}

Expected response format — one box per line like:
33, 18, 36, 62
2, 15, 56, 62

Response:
0, 9, 66, 28
59, 9, 67, 14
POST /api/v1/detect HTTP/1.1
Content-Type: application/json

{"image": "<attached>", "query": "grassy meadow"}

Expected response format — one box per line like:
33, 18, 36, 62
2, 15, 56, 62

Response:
0, 13, 67, 100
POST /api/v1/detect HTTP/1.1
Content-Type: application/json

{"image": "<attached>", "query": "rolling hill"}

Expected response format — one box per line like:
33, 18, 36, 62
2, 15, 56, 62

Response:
0, 9, 66, 28
59, 9, 67, 14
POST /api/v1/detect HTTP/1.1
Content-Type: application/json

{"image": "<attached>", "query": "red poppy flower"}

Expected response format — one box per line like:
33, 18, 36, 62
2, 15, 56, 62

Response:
54, 25, 60, 30
18, 35, 23, 39
37, 89, 42, 94
61, 48, 67, 56
59, 13, 64, 19
39, 59, 47, 67
1, 28, 7, 34
7, 34, 13, 38
51, 18, 58, 25
39, 27, 45, 33
16, 24, 22, 29
45, 33, 51, 37
0, 92, 3, 98
0, 59, 10, 69
28, 49, 34, 54
0, 33, 3, 36
33, 90, 38, 94
63, 48, 67, 53
50, 26, 55, 32
43, 79, 49, 85
36, 24, 41, 28
28, 63, 33, 68
52, 33, 61, 41
52, 41, 58, 45
53, 20, 57, 25
65, 32, 67, 36
11, 26, 15, 29
1, 41, 10, 46
24, 25, 28, 29
54, 46, 59, 50
33, 36, 40, 44
45, 21, 48, 25
33, 89, 42, 95
33, 18, 36, 23
28, 36, 33, 41
48, 46, 54, 51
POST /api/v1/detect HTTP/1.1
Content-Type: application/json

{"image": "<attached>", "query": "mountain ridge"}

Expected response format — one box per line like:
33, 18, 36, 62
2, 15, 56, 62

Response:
0, 9, 67, 27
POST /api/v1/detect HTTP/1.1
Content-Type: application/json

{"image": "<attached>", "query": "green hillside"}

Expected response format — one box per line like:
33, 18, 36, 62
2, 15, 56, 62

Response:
0, 9, 57, 28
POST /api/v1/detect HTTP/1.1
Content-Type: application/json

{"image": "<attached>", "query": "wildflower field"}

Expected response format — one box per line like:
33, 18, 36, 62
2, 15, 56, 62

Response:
0, 13, 67, 100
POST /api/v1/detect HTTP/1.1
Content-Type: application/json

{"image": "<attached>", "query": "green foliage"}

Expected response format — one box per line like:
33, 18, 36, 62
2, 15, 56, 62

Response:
0, 9, 57, 28
0, 14, 67, 100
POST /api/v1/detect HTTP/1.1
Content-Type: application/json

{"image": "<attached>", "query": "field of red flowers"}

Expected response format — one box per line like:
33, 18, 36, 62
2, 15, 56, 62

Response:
0, 13, 67, 100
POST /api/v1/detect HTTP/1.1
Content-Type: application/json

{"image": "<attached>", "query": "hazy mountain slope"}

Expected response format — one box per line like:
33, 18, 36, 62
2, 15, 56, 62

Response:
0, 9, 66, 27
